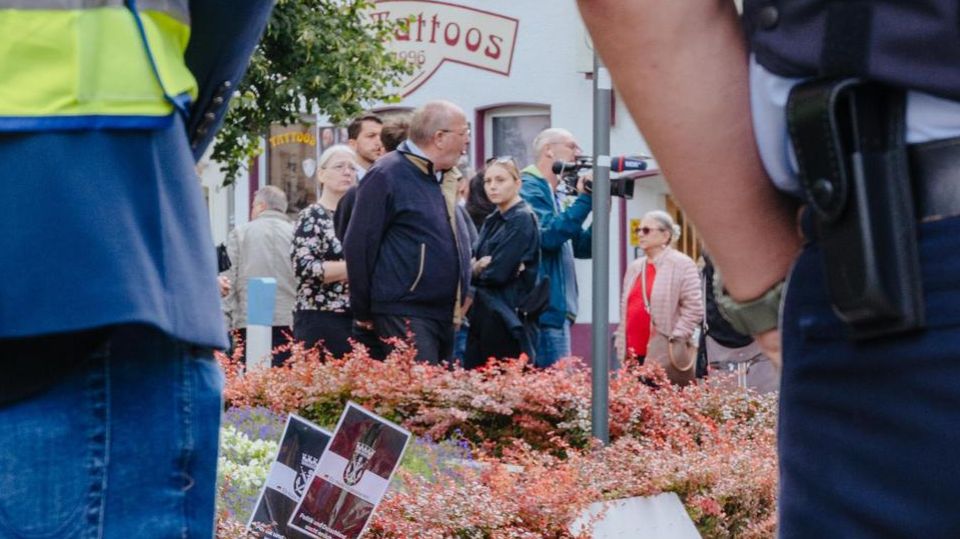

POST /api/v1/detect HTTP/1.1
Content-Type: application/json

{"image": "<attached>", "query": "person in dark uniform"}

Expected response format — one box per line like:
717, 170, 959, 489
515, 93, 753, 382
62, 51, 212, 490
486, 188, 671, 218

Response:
578, 0, 960, 536
464, 157, 541, 368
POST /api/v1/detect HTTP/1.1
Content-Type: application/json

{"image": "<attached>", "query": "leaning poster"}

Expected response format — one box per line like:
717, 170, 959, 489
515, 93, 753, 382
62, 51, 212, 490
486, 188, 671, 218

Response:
287, 402, 411, 539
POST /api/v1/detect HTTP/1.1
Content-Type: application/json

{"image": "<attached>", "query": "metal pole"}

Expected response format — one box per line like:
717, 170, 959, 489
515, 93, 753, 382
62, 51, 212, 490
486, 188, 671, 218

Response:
590, 53, 611, 445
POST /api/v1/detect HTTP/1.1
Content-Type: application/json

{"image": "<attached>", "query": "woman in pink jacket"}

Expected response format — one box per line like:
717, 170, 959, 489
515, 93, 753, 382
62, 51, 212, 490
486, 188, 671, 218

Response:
615, 210, 704, 385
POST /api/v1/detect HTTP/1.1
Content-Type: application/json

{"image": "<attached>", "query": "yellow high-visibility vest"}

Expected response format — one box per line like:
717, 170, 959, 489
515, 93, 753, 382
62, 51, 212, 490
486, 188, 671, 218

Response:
0, 0, 198, 130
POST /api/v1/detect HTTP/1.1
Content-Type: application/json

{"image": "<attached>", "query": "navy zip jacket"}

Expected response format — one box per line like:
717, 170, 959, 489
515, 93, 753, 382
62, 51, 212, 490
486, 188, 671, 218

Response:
344, 145, 470, 323
464, 202, 541, 368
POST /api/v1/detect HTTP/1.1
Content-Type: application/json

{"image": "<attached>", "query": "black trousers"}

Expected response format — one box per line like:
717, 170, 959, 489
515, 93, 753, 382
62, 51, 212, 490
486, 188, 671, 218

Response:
293, 310, 353, 358
464, 313, 519, 370
373, 314, 453, 366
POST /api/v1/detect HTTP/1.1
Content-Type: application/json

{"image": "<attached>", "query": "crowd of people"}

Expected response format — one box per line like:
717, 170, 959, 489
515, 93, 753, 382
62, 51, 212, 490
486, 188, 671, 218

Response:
220, 100, 755, 383
6, 1, 954, 535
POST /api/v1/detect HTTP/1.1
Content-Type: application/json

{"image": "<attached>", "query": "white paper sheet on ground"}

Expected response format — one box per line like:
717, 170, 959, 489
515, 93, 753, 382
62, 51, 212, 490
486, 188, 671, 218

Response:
569, 493, 702, 539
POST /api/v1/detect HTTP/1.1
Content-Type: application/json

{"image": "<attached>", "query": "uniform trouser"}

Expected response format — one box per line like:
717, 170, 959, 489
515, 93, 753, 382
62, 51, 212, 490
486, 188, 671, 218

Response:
0, 325, 222, 539
779, 216, 960, 538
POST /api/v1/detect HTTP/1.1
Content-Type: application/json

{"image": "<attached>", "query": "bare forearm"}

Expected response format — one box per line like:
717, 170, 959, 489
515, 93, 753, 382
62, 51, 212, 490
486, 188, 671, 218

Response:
578, 0, 801, 300
322, 261, 348, 284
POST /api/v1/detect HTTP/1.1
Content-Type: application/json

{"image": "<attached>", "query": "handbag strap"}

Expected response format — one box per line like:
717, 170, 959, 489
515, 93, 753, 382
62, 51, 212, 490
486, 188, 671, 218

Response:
640, 259, 652, 314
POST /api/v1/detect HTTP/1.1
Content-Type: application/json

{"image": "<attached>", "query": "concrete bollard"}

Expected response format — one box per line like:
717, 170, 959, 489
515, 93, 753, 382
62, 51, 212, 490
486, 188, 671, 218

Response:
246, 277, 277, 371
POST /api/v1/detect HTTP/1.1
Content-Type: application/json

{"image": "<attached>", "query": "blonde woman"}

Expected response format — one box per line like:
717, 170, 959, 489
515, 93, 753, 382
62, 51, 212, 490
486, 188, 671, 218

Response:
291, 145, 358, 356
464, 157, 541, 368
615, 210, 704, 384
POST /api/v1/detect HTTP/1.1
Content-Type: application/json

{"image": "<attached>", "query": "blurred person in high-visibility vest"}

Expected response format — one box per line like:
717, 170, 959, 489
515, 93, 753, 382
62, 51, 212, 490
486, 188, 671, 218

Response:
0, 2, 273, 537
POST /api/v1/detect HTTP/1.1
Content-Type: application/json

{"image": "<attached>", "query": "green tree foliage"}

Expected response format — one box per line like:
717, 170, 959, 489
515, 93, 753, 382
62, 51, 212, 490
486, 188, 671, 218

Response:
212, 0, 411, 183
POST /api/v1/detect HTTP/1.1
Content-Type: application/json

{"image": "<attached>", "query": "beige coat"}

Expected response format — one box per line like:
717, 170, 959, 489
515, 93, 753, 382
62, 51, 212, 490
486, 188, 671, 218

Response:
615, 247, 704, 369
222, 210, 297, 328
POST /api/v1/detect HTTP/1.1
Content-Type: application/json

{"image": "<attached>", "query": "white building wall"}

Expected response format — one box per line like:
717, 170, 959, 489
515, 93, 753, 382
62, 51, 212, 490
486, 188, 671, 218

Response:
198, 152, 231, 246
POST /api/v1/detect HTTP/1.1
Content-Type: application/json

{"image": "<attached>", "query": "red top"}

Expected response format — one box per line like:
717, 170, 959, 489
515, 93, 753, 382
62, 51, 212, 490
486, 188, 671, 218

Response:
626, 262, 656, 358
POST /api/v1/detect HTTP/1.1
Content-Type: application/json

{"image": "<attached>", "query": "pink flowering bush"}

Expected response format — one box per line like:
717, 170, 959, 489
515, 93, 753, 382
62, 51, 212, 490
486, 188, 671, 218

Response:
217, 340, 777, 538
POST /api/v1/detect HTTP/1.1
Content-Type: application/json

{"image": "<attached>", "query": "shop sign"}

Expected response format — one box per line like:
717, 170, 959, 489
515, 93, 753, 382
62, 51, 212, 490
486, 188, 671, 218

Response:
268, 123, 318, 218
629, 218, 642, 247
371, 0, 519, 96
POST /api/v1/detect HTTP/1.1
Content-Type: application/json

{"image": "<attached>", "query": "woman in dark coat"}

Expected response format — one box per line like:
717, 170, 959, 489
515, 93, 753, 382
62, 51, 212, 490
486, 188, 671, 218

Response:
464, 158, 541, 369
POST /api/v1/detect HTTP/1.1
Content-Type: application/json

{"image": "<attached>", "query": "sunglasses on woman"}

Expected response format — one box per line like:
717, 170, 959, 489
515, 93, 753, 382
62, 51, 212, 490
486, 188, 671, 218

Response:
638, 226, 665, 235
485, 156, 517, 166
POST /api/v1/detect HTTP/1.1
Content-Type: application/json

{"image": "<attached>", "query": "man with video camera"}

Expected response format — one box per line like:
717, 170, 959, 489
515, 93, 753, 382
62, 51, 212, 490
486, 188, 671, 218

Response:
519, 128, 593, 368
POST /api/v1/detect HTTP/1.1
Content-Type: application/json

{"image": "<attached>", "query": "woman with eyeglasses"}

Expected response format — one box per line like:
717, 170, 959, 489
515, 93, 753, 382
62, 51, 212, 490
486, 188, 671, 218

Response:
615, 210, 704, 385
291, 144, 359, 357
463, 158, 543, 369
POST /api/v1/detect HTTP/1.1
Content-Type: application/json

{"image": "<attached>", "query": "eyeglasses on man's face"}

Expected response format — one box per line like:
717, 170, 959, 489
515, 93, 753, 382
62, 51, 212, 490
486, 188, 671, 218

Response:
550, 140, 582, 153
439, 127, 471, 138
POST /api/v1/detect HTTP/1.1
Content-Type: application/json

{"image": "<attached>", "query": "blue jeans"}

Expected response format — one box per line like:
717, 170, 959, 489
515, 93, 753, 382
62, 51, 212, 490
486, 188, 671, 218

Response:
779, 216, 960, 538
0, 325, 223, 539
453, 323, 469, 367
535, 321, 570, 368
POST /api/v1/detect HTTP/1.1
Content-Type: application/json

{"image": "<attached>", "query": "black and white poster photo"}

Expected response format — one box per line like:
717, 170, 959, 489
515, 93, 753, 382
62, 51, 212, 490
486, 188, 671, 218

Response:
248, 414, 332, 539
287, 402, 410, 539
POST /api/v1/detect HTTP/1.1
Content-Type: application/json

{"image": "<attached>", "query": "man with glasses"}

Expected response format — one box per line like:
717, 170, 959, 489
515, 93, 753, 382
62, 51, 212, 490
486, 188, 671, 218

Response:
519, 128, 593, 367
344, 100, 473, 364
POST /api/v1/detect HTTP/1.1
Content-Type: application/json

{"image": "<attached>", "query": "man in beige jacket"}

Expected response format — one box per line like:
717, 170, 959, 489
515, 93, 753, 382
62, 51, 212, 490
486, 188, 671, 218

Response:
222, 185, 297, 364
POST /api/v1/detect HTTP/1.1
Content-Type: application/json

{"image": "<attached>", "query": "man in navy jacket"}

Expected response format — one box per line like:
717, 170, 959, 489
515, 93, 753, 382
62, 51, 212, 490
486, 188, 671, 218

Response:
344, 100, 472, 365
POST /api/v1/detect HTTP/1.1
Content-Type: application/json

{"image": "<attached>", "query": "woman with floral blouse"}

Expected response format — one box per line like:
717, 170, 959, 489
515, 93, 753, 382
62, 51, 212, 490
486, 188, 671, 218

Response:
291, 144, 358, 356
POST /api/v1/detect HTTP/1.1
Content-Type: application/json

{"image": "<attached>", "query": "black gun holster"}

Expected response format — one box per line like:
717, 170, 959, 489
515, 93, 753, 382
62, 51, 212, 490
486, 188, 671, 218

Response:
787, 79, 924, 340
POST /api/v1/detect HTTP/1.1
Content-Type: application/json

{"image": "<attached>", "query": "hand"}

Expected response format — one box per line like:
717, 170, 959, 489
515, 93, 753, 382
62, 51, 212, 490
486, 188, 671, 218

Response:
217, 275, 231, 297
355, 319, 374, 331
755, 329, 782, 369
472, 255, 492, 275
576, 173, 593, 195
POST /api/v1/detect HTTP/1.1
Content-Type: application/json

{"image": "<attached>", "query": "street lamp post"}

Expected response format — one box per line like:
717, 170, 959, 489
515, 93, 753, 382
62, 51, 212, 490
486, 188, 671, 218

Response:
590, 53, 611, 445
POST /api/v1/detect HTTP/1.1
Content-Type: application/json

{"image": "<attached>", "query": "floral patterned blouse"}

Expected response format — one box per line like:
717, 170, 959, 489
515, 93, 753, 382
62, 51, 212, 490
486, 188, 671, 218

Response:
291, 203, 350, 312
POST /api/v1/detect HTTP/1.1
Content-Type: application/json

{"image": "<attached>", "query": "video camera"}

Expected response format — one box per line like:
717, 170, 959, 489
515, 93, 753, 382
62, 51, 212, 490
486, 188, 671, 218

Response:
551, 155, 648, 199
